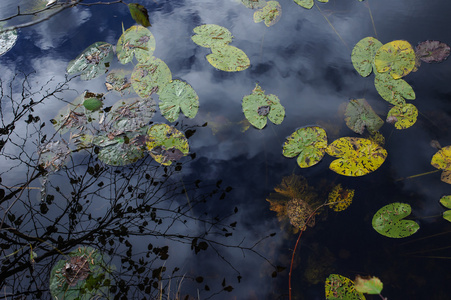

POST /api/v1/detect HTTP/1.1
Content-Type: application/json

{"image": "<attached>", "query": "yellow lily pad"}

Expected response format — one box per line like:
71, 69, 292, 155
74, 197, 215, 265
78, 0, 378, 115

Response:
374, 40, 416, 79
386, 103, 418, 129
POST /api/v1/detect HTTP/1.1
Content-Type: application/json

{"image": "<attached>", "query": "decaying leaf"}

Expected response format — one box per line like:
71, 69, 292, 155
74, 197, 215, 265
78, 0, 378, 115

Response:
372, 202, 419, 238
107, 97, 156, 132
128, 3, 151, 27
354, 276, 383, 295
374, 40, 416, 79
415, 40, 450, 63
325, 274, 365, 300
146, 124, 189, 166
38, 140, 71, 172
66, 42, 113, 80
386, 103, 418, 129
351, 37, 383, 77
0, 23, 18, 56
431, 145, 451, 184
105, 69, 133, 94
327, 184, 354, 212
253, 1, 282, 27
344, 98, 384, 135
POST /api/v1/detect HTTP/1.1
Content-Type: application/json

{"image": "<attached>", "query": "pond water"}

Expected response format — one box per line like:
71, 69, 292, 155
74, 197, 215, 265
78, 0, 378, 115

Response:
1, 0, 451, 299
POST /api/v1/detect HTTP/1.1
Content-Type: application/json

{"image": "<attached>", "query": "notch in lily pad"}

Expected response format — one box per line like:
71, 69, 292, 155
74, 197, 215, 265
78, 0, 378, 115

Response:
116, 25, 155, 64
253, 1, 282, 27
374, 72, 415, 106
282, 126, 327, 168
372, 202, 419, 238
146, 124, 189, 166
439, 195, 451, 222
351, 37, 383, 77
345, 98, 384, 135
157, 79, 199, 122
66, 41, 114, 80
242, 83, 285, 129
386, 103, 418, 130
374, 40, 416, 79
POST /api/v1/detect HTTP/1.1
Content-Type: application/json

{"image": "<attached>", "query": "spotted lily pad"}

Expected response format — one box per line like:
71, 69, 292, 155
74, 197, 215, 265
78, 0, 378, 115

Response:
157, 80, 199, 122
294, 0, 314, 9
97, 134, 145, 166
282, 126, 327, 168
374, 72, 415, 106
107, 97, 156, 132
0, 23, 18, 56
351, 37, 383, 77
345, 98, 384, 135
374, 40, 416, 79
242, 83, 285, 129
354, 276, 383, 295
146, 124, 189, 166
131, 57, 172, 98
38, 140, 71, 172
431, 145, 451, 184
116, 25, 155, 64
206, 45, 250, 72
66, 42, 113, 80
415, 40, 450, 63
439, 195, 451, 222
191, 24, 233, 48
326, 137, 387, 176
372, 203, 419, 238
386, 103, 418, 129
105, 69, 133, 94
325, 274, 365, 300
241, 0, 267, 9
253, 1, 282, 27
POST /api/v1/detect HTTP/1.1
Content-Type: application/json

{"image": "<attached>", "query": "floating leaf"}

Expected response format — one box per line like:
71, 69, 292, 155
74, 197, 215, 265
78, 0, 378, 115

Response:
415, 40, 450, 63
116, 25, 155, 64
287, 198, 316, 230
328, 184, 354, 212
38, 140, 71, 172
441, 170, 451, 184
374, 72, 415, 106
439, 195, 451, 222
97, 134, 145, 166
241, 0, 267, 9
83, 92, 103, 111
128, 3, 151, 27
326, 137, 387, 177
158, 80, 199, 122
431, 146, 451, 185
107, 97, 156, 132
294, 0, 314, 9
372, 202, 419, 238
131, 57, 172, 98
0, 23, 18, 56
66, 42, 113, 80
206, 45, 250, 72
49, 247, 113, 300
325, 274, 365, 300
146, 124, 189, 166
242, 83, 285, 129
354, 276, 383, 295
345, 98, 384, 135
282, 126, 328, 168
191, 24, 233, 48
253, 1, 282, 27
374, 40, 416, 79
386, 103, 417, 130
105, 69, 133, 94
351, 37, 383, 77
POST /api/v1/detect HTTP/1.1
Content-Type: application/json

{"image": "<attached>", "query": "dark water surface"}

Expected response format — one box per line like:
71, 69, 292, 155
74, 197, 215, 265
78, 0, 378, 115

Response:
1, 0, 451, 299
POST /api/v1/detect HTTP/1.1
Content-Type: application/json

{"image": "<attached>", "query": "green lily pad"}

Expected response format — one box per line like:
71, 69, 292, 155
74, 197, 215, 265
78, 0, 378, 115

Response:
439, 195, 451, 222
105, 69, 133, 94
253, 1, 282, 27
116, 25, 155, 64
354, 276, 383, 295
49, 247, 113, 300
128, 3, 151, 27
107, 97, 156, 132
325, 274, 365, 300
372, 202, 419, 238
66, 42, 113, 80
38, 140, 71, 172
97, 134, 145, 166
386, 103, 418, 129
0, 23, 18, 56
206, 45, 250, 72
282, 126, 327, 168
157, 79, 199, 122
241, 0, 267, 9
83, 92, 104, 111
242, 83, 285, 129
351, 37, 383, 77
374, 72, 415, 106
146, 124, 189, 166
326, 137, 387, 177
191, 24, 233, 48
345, 98, 384, 135
294, 0, 314, 9
374, 40, 416, 79
131, 57, 172, 98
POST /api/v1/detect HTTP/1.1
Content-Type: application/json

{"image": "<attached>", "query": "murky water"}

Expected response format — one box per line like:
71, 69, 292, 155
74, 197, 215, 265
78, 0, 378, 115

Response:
1, 0, 451, 299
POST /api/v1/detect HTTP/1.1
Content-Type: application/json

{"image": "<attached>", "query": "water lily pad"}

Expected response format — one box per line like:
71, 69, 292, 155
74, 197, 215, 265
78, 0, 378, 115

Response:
374, 40, 416, 79
66, 42, 113, 80
38, 140, 71, 172
431, 145, 451, 173
326, 137, 387, 177
131, 57, 172, 98
241, 0, 267, 9
253, 1, 282, 27
345, 98, 384, 135
191, 24, 233, 48
294, 0, 314, 9
0, 24, 18, 56
439, 195, 451, 222
372, 203, 419, 238
325, 274, 365, 300
49, 247, 112, 300
83, 92, 104, 111
351, 37, 383, 77
374, 72, 415, 106
116, 25, 155, 64
105, 69, 133, 94
386, 103, 417, 130
354, 276, 383, 295
206, 45, 250, 72
128, 3, 151, 27
157, 79, 199, 122
415, 40, 450, 63
146, 124, 189, 166
107, 97, 156, 132
282, 126, 327, 168
242, 83, 285, 129
97, 133, 145, 166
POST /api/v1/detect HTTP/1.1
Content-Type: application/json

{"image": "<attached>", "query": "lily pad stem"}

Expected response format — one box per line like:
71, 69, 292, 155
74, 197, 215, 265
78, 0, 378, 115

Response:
395, 169, 440, 181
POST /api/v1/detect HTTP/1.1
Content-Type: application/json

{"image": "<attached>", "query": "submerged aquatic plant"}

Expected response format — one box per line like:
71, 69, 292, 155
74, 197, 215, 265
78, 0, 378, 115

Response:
327, 184, 354, 212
